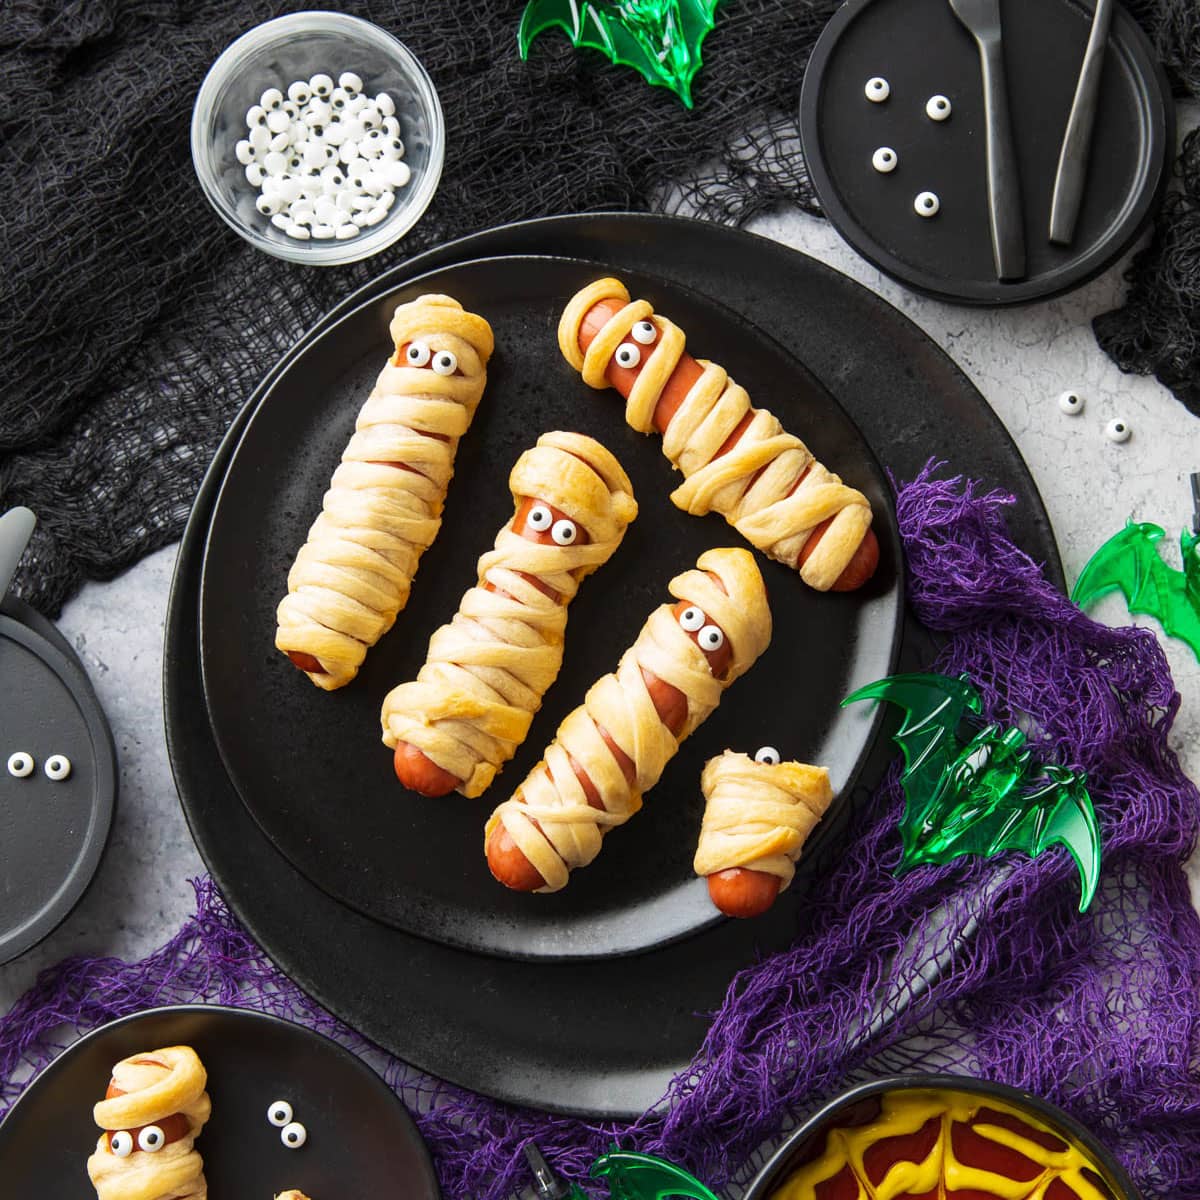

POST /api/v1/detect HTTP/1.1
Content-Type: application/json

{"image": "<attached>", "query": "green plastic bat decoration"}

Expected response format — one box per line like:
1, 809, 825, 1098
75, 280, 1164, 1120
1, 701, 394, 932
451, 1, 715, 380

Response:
590, 1149, 722, 1200
518, 0, 722, 108
1071, 520, 1200, 662
842, 672, 1102, 911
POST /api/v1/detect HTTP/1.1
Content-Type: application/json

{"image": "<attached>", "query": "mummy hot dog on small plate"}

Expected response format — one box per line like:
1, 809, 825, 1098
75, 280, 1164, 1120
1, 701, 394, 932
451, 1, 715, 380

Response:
695, 747, 834, 918
87, 1045, 211, 1200
558, 278, 878, 592
382, 432, 638, 798
485, 547, 771, 893
276, 294, 494, 690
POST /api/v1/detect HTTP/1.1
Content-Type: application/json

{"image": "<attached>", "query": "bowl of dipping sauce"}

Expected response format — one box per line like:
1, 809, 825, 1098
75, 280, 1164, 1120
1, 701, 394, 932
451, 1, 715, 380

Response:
745, 1075, 1137, 1200
191, 11, 444, 265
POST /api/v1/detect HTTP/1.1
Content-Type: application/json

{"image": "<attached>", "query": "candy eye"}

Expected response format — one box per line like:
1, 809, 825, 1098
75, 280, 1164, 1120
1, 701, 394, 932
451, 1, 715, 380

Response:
614, 342, 641, 369
1057, 390, 1084, 415
678, 606, 705, 632
755, 746, 781, 765
281, 1121, 308, 1149
526, 504, 553, 531
698, 624, 725, 652
551, 519, 577, 546
45, 754, 71, 781
7, 752, 33, 778
405, 341, 431, 367
267, 1099, 293, 1127
631, 320, 656, 345
1105, 418, 1131, 443
431, 349, 458, 376
138, 1125, 165, 1153
110, 1131, 133, 1157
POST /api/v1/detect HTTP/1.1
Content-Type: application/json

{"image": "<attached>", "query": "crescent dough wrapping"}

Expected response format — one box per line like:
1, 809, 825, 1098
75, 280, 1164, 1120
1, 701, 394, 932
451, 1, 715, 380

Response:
558, 277, 873, 591
87, 1045, 211, 1200
693, 750, 833, 888
276, 293, 495, 690
486, 547, 771, 892
381, 432, 638, 798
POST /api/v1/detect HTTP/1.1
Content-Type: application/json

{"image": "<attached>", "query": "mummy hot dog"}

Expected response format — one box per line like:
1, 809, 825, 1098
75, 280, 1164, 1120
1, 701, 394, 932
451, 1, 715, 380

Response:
276, 294, 495, 690
87, 1045, 211, 1200
382, 432, 638, 798
486, 547, 771, 892
558, 278, 878, 592
695, 747, 834, 918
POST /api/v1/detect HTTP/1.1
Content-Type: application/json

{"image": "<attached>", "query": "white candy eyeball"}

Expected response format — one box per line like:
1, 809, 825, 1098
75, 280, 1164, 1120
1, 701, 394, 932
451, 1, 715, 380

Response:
235, 139, 254, 165
330, 86, 349, 111
614, 342, 641, 369
431, 350, 458, 376
376, 92, 396, 117
1105, 418, 1131, 443
872, 146, 897, 173
110, 1130, 133, 1158
678, 606, 705, 632
138, 1125, 165, 1153
310, 73, 333, 97
754, 746, 781, 765
7, 752, 34, 778
1057, 390, 1084, 415
288, 80, 311, 104
249, 125, 271, 152
698, 624, 725, 652
267, 1099, 293, 1127
335, 222, 360, 240
339, 71, 363, 94
311, 223, 336, 239
526, 503, 553, 531
261, 87, 284, 111
267, 109, 290, 134
246, 104, 267, 128
406, 341, 432, 367
631, 319, 657, 345
551, 519, 578, 546
914, 191, 940, 217
256, 194, 282, 217
245, 163, 265, 187
281, 1121, 307, 1149
926, 94, 952, 121
865, 76, 890, 102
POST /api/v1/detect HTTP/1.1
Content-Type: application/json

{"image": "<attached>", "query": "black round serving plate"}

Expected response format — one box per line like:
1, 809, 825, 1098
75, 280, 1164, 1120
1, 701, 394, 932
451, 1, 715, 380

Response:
800, 0, 1173, 304
167, 212, 1064, 1118
0, 598, 116, 965
744, 1073, 1139, 1199
199, 254, 903, 961
0, 1004, 440, 1200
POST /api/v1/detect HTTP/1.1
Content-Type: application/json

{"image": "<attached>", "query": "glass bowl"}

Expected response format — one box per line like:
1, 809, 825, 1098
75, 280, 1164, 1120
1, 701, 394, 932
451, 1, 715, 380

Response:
191, 12, 444, 265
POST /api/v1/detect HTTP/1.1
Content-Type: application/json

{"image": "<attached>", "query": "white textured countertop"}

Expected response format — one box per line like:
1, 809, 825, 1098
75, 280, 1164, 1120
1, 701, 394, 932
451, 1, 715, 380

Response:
4, 148, 1199, 1019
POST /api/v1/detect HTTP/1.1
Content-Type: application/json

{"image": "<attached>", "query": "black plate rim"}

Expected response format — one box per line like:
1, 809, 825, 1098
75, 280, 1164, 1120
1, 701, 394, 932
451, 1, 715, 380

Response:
196, 251, 905, 961
0, 612, 117, 966
798, 0, 1175, 306
0, 1002, 441, 1199
164, 212, 1065, 1119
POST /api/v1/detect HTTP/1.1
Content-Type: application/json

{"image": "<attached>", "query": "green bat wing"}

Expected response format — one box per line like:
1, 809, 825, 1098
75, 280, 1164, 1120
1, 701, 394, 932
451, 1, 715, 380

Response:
842, 672, 983, 808
591, 1150, 722, 1200
906, 765, 1101, 911
518, 0, 721, 108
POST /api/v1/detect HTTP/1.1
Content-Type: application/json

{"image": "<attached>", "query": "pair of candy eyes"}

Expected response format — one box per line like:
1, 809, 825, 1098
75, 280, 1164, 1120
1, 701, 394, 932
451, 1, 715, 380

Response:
525, 504, 577, 545
268, 1100, 308, 1147
613, 319, 658, 369
404, 341, 458, 375
677, 605, 725, 651
109, 1126, 166, 1156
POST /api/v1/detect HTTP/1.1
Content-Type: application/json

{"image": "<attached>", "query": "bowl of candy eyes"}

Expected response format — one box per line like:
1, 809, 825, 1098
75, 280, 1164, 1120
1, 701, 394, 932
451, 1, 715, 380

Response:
191, 11, 444, 265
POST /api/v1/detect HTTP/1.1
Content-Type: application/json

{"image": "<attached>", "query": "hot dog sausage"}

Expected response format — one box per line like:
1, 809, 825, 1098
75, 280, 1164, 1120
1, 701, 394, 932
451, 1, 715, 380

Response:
577, 298, 878, 590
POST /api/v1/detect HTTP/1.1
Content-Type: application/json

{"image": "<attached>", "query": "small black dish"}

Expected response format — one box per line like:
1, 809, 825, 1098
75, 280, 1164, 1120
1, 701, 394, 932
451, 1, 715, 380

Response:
0, 597, 116, 965
0, 1004, 440, 1200
800, 0, 1173, 304
745, 1073, 1139, 1200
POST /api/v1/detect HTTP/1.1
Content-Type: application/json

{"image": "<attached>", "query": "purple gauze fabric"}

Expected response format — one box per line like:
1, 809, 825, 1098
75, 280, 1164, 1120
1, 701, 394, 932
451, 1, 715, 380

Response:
3, 464, 1199, 1199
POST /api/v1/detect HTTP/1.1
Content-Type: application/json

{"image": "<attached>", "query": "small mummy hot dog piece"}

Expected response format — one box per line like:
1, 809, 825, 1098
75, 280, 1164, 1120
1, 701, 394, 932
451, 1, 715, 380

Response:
87, 1045, 211, 1200
276, 294, 494, 690
558, 278, 878, 592
696, 748, 834, 918
486, 547, 771, 892
382, 432, 638, 798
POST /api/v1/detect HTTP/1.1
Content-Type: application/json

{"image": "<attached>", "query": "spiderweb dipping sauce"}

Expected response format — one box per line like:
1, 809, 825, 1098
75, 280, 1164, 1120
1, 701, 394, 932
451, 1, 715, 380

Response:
768, 1089, 1119, 1200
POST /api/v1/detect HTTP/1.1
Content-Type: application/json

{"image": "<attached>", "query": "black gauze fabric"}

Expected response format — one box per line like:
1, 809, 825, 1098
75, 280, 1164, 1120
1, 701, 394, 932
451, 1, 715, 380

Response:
0, 0, 1195, 614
